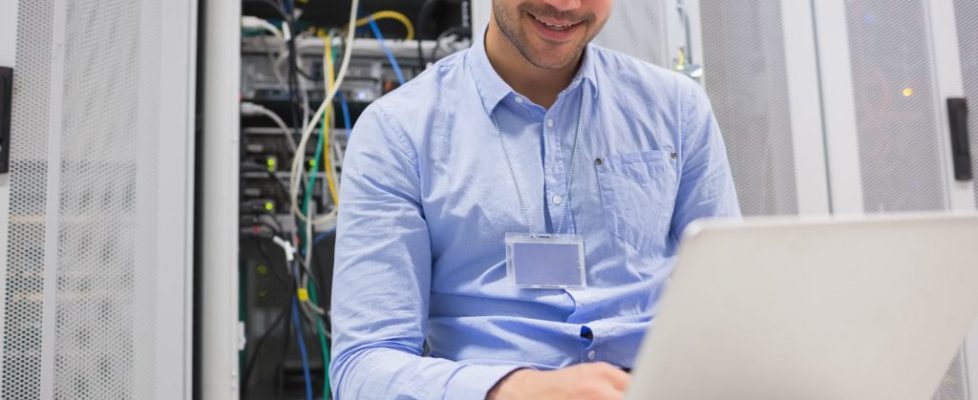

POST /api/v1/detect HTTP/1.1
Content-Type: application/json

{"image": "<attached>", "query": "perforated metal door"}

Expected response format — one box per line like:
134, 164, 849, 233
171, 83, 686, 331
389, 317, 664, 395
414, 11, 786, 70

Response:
844, 0, 948, 213
842, 1, 969, 398
956, 0, 978, 206
951, 0, 978, 396
54, 1, 162, 398
699, 0, 799, 216
2, 0, 193, 398
4, 1, 54, 398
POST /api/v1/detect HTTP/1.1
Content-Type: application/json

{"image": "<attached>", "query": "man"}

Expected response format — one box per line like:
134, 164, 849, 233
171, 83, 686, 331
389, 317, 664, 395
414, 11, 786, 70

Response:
329, 0, 740, 398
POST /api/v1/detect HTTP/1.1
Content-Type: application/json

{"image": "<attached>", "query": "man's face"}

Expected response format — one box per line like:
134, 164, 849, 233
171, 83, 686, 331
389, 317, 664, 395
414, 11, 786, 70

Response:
492, 0, 613, 70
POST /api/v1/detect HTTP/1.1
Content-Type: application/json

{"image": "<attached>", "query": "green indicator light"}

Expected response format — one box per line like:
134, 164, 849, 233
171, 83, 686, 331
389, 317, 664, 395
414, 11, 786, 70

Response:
257, 265, 268, 275
266, 157, 277, 172
264, 201, 274, 212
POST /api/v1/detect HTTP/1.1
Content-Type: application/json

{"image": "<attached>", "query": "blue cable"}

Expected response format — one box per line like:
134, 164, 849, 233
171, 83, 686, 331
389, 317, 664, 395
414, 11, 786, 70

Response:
292, 294, 314, 400
313, 228, 337, 246
367, 17, 406, 85
338, 92, 353, 138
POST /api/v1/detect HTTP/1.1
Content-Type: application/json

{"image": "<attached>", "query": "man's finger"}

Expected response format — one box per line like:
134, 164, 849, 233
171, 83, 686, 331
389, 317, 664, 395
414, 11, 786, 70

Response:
599, 365, 632, 392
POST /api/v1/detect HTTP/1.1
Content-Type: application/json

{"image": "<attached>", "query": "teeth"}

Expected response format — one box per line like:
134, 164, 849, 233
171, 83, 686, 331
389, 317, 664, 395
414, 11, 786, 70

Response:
533, 15, 574, 31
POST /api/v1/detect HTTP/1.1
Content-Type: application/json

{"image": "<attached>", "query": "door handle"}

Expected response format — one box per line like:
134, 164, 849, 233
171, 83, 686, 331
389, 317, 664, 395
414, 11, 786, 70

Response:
0, 67, 11, 174
948, 97, 972, 181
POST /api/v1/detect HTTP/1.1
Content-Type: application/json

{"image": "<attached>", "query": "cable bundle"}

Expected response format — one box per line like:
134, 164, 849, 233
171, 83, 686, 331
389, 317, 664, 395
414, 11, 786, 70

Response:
240, 2, 427, 398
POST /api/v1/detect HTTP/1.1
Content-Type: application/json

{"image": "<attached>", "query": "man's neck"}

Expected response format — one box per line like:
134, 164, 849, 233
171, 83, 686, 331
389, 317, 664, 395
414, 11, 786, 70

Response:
485, 17, 582, 109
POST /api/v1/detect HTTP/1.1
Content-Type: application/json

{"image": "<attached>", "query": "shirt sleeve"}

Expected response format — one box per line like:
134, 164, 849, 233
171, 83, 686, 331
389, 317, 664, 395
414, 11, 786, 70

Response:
670, 79, 742, 240
329, 104, 522, 400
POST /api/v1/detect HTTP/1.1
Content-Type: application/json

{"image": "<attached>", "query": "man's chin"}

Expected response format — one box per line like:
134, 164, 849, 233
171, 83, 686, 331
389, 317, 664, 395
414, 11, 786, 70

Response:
525, 53, 581, 70
518, 43, 580, 69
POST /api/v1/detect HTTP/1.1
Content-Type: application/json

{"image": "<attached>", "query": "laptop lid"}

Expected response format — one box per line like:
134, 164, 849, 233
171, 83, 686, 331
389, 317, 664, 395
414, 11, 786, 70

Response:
626, 214, 978, 400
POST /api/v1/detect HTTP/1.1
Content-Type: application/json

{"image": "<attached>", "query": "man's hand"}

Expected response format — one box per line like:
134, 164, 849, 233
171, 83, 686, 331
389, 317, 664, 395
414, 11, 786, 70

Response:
487, 362, 631, 400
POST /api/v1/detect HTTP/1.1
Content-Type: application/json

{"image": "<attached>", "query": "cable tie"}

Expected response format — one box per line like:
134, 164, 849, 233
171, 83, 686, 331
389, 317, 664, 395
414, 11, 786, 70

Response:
272, 236, 295, 262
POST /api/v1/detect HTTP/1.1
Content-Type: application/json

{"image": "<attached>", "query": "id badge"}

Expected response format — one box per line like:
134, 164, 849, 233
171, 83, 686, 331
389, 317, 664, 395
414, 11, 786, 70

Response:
505, 233, 587, 289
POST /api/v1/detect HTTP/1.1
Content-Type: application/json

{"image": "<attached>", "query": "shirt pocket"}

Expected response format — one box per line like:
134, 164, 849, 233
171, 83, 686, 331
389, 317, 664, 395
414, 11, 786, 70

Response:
594, 150, 678, 252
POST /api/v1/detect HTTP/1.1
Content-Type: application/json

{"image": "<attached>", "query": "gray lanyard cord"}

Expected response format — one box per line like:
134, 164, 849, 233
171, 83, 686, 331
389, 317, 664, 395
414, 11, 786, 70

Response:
492, 89, 587, 237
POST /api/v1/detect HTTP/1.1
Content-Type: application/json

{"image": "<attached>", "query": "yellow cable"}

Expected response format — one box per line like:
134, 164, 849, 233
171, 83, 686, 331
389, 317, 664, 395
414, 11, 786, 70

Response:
323, 36, 340, 206
353, 10, 416, 41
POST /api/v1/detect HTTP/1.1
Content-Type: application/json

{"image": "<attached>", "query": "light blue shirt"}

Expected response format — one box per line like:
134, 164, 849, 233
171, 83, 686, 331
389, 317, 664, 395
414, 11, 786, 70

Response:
330, 32, 741, 399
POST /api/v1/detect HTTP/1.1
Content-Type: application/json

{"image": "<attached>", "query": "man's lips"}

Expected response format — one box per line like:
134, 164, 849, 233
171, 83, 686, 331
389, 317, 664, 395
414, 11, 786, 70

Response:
528, 12, 582, 32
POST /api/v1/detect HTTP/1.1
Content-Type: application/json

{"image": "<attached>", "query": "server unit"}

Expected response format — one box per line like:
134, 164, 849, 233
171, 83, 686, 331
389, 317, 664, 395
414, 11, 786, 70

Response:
0, 0, 197, 399
199, 1, 474, 399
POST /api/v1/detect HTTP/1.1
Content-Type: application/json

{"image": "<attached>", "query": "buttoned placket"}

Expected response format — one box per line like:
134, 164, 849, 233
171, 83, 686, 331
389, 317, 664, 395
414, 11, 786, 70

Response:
542, 87, 583, 236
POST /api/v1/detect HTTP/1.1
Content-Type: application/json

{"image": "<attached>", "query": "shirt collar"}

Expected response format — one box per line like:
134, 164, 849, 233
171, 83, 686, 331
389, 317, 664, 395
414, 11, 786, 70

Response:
467, 23, 599, 116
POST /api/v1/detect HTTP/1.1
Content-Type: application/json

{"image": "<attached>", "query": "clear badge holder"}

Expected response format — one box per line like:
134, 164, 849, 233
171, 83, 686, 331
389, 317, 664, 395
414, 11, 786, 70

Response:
505, 233, 587, 289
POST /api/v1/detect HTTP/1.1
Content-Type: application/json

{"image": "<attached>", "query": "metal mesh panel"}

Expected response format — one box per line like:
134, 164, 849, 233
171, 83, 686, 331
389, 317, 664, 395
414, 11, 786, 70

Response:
593, 0, 666, 67
699, 1, 798, 216
845, 0, 947, 213
948, 2, 978, 398
53, 1, 160, 399
933, 352, 968, 400
956, 0, 978, 207
3, 0, 54, 398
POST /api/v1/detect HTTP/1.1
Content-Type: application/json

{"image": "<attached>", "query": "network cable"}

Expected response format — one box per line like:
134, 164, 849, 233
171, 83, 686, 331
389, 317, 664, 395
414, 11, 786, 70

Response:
320, 35, 341, 208
242, 15, 284, 39
292, 32, 339, 400
354, 10, 416, 40
338, 92, 352, 137
240, 102, 299, 154
289, 0, 360, 225
368, 17, 407, 86
291, 295, 314, 400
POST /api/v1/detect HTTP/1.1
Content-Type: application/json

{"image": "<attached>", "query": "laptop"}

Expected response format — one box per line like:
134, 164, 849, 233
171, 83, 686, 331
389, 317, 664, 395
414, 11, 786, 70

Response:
626, 213, 978, 400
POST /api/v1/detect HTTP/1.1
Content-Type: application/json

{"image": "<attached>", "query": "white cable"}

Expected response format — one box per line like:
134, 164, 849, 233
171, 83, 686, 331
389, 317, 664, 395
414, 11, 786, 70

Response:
241, 102, 308, 187
297, 72, 312, 134
240, 102, 298, 152
259, 35, 288, 88
242, 16, 283, 39
273, 234, 326, 317
243, 16, 288, 88
289, 0, 360, 225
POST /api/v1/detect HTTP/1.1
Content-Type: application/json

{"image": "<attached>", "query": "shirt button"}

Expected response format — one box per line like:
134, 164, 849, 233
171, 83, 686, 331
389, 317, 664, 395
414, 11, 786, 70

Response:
587, 350, 597, 360
552, 194, 563, 205
515, 96, 524, 104
546, 119, 555, 128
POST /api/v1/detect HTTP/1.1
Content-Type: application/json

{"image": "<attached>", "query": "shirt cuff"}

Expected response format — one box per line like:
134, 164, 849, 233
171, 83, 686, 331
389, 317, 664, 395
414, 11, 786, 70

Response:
444, 364, 525, 400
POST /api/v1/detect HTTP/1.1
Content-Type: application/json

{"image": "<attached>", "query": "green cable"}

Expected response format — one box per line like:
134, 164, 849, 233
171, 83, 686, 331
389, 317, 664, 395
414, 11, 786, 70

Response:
308, 281, 330, 399
299, 42, 342, 400
300, 103, 331, 400
300, 119, 325, 245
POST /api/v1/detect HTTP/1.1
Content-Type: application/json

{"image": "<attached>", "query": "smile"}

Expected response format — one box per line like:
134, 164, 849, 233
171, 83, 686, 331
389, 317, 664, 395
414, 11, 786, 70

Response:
529, 13, 580, 32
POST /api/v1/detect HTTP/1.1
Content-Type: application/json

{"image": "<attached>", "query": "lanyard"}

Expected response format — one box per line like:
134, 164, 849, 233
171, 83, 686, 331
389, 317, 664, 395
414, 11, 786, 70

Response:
491, 87, 587, 237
